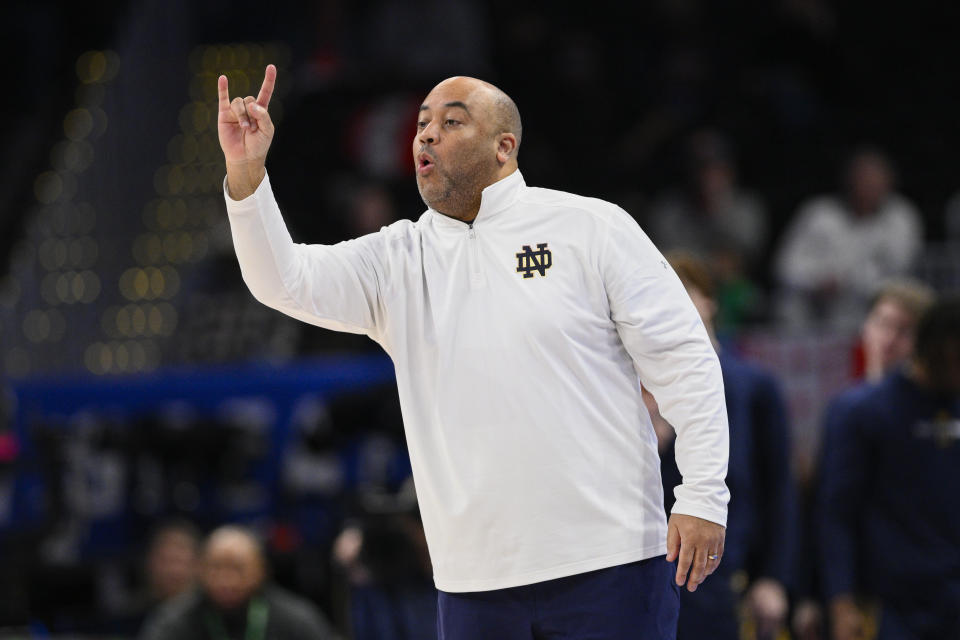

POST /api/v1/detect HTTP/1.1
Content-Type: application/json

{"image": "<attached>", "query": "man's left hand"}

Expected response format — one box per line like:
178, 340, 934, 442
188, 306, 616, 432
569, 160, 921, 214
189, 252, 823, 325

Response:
665, 513, 725, 592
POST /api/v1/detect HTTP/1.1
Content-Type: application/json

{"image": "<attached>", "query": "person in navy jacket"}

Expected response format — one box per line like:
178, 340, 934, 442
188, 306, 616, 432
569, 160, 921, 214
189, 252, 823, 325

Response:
818, 297, 960, 640
651, 252, 796, 640
793, 279, 934, 640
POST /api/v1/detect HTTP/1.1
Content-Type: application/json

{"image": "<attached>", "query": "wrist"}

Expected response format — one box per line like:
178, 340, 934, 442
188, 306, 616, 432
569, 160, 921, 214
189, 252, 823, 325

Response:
225, 161, 266, 200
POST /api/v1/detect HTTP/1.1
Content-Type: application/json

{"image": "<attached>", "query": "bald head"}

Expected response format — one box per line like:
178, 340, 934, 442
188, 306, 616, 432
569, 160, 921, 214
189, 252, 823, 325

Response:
425, 76, 522, 152
201, 526, 266, 610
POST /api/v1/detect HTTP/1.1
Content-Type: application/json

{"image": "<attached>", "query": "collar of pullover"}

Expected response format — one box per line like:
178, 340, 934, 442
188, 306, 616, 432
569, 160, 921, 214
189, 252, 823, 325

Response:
429, 169, 525, 229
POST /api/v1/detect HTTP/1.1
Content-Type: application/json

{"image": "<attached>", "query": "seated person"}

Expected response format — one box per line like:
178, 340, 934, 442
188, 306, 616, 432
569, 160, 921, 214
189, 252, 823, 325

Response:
139, 525, 340, 640
146, 520, 202, 605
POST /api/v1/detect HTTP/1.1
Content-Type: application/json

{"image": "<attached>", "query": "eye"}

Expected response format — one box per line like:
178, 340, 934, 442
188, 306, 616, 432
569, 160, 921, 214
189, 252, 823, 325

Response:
417, 121, 427, 129
445, 119, 461, 126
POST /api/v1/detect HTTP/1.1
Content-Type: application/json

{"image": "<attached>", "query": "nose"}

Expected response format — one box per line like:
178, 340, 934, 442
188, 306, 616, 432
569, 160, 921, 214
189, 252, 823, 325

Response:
418, 120, 439, 146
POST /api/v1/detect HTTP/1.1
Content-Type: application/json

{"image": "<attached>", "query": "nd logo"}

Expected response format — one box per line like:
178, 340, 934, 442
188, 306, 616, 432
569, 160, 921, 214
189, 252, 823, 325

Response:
516, 243, 552, 278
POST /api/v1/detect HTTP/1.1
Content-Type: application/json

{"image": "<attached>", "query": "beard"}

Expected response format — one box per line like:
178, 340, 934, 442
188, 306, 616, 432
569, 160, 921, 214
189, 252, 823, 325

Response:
416, 145, 497, 219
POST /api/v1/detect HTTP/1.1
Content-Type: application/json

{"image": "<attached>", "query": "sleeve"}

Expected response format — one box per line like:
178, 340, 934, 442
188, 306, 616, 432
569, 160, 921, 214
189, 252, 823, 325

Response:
884, 200, 923, 277
224, 172, 388, 339
891, 199, 923, 270
848, 198, 924, 296
749, 372, 797, 586
816, 396, 867, 600
601, 209, 730, 526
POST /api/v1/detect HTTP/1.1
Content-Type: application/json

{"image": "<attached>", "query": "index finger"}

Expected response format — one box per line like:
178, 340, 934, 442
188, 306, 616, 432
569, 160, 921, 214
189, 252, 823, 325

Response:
256, 64, 277, 108
218, 75, 230, 112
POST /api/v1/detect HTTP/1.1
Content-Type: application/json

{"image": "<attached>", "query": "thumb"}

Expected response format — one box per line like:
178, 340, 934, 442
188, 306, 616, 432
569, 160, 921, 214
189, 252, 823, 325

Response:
666, 518, 680, 562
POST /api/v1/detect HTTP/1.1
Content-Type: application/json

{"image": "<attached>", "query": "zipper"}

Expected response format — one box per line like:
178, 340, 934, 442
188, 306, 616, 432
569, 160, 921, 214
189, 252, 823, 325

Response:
467, 222, 483, 287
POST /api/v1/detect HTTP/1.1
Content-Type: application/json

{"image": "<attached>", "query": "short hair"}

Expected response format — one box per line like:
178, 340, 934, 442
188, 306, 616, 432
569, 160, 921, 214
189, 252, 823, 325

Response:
665, 251, 715, 300
491, 90, 522, 150
869, 278, 936, 322
914, 296, 960, 382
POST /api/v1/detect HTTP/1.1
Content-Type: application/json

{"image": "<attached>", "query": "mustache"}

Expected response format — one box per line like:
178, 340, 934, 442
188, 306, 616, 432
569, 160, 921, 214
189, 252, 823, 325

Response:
416, 147, 437, 162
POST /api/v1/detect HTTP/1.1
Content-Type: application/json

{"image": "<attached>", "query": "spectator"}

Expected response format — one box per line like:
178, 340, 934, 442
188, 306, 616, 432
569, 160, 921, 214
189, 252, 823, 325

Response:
330, 478, 436, 640
139, 525, 340, 640
859, 279, 936, 383
649, 252, 795, 640
107, 520, 203, 636
818, 297, 960, 640
792, 278, 933, 640
775, 148, 923, 332
145, 520, 202, 605
646, 130, 768, 330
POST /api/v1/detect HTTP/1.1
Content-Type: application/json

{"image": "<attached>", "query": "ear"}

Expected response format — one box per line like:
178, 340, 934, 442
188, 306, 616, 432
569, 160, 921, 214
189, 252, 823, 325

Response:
495, 133, 518, 165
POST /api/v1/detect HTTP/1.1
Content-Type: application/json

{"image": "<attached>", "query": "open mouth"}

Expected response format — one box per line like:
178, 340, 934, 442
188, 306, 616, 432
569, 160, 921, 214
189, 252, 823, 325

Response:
417, 152, 435, 174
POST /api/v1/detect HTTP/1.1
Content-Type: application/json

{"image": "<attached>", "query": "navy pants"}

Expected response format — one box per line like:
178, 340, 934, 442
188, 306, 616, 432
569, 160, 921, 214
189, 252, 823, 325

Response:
437, 556, 680, 640
674, 568, 739, 640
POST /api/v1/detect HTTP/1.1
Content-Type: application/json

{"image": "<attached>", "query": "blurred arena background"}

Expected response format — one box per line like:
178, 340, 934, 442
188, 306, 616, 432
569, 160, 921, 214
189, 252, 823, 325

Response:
0, 0, 958, 638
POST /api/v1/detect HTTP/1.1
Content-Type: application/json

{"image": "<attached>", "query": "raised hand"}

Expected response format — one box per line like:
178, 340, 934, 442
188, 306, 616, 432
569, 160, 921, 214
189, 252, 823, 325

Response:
218, 64, 276, 199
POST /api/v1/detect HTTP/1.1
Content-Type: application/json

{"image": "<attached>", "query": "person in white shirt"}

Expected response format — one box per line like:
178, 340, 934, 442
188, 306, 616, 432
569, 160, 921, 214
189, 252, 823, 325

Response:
218, 65, 729, 639
774, 149, 924, 333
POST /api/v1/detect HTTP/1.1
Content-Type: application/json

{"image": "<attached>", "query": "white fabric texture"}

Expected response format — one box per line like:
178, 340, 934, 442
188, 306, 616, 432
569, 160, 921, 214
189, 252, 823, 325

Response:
225, 169, 730, 592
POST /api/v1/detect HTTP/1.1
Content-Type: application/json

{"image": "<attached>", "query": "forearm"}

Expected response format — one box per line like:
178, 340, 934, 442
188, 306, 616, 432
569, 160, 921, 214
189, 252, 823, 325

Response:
640, 324, 729, 524
226, 160, 266, 201
224, 171, 383, 335
668, 378, 730, 526
225, 170, 299, 309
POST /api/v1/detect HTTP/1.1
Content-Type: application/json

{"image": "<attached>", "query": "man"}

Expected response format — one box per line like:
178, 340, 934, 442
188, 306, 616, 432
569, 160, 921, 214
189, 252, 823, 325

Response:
139, 525, 339, 640
859, 279, 935, 383
791, 279, 934, 640
145, 520, 202, 605
219, 66, 729, 638
650, 253, 794, 640
646, 131, 768, 329
775, 148, 923, 332
819, 298, 960, 640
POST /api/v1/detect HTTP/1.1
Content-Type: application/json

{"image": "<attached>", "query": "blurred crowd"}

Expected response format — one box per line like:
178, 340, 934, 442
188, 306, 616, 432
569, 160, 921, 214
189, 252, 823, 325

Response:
652, 256, 959, 640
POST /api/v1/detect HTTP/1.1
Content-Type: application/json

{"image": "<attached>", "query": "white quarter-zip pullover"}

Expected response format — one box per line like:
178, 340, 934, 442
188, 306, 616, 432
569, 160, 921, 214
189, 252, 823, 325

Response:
225, 169, 729, 593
